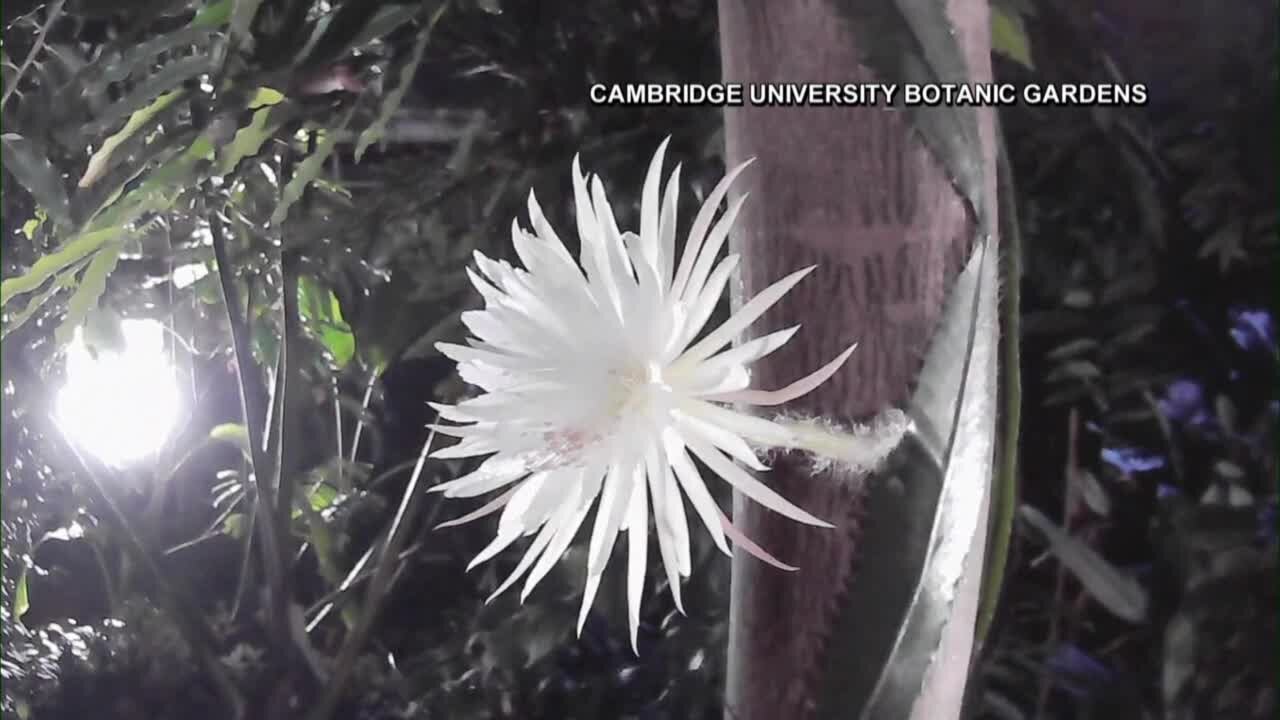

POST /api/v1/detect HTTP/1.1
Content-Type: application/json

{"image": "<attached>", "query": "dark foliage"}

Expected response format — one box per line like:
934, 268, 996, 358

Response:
1, 1, 1273, 719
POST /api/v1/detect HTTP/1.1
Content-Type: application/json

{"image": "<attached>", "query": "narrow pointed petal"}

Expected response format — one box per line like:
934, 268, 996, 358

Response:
526, 190, 577, 267
680, 193, 748, 305
522, 498, 592, 601
718, 508, 798, 571
669, 254, 740, 359
697, 325, 800, 372
677, 265, 816, 368
666, 469, 692, 576
674, 410, 768, 471
682, 399, 798, 448
705, 343, 857, 407
435, 487, 520, 529
468, 524, 524, 572
586, 464, 632, 574
577, 570, 603, 636
431, 454, 535, 498
672, 158, 754, 300
486, 506, 565, 602
639, 136, 671, 272
685, 436, 833, 528
647, 454, 685, 613
657, 164, 681, 289
663, 429, 731, 556
625, 467, 649, 654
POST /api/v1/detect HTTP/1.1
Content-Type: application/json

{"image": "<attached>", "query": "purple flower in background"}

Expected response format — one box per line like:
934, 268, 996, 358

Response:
1259, 503, 1277, 544
1157, 379, 1213, 428
1157, 484, 1180, 499
1229, 308, 1275, 352
1101, 446, 1166, 474
1047, 644, 1115, 699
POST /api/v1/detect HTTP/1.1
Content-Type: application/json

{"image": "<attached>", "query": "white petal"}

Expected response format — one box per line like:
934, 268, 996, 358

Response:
705, 343, 857, 407
673, 410, 768, 471
469, 524, 524, 574
625, 465, 649, 653
434, 486, 520, 529
645, 445, 684, 612
682, 399, 798, 448
587, 463, 631, 574
679, 193, 748, 305
430, 454, 533, 497
668, 254, 739, 361
639, 136, 671, 274
719, 508, 798, 571
697, 325, 800, 373
671, 158, 754, 300
684, 435, 832, 528
436, 342, 540, 371
662, 429, 730, 556
429, 436, 500, 459
526, 190, 577, 267
578, 462, 632, 634
666, 468, 692, 576
522, 470, 594, 600
589, 175, 637, 289
486, 485, 581, 603
657, 164, 681, 291
676, 265, 816, 369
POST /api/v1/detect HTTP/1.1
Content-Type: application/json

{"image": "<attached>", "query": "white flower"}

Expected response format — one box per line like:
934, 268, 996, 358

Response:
430, 138, 857, 651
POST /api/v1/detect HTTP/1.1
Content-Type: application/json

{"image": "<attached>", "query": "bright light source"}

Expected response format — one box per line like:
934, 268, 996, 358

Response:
56, 318, 182, 467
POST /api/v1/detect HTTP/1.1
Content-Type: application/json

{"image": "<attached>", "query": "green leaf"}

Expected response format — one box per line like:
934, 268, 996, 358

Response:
0, 263, 81, 340
54, 239, 124, 347
1, 226, 121, 308
191, 0, 234, 29
307, 483, 339, 512
1, 134, 71, 223
354, 5, 446, 162
78, 89, 184, 188
210, 423, 251, 456
14, 568, 30, 620
977, 127, 1021, 650
93, 27, 218, 87
991, 7, 1033, 69
248, 86, 285, 109
21, 209, 46, 240
298, 276, 355, 368
84, 56, 212, 138
1019, 505, 1148, 622
221, 512, 248, 539
271, 131, 340, 226
217, 106, 281, 175
84, 134, 213, 235
1046, 337, 1098, 360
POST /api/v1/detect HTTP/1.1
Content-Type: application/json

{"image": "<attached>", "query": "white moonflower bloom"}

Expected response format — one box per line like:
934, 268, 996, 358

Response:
430, 139, 858, 650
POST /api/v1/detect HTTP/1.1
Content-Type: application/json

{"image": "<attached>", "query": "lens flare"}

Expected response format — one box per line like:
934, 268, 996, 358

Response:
55, 318, 182, 467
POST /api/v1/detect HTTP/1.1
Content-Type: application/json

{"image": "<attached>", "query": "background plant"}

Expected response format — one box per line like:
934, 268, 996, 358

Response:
1, 1, 1274, 718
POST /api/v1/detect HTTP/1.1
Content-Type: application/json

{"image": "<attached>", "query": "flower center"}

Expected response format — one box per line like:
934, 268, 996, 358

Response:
608, 362, 670, 416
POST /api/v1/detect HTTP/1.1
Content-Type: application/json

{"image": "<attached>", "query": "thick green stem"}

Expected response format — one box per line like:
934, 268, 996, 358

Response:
208, 207, 289, 651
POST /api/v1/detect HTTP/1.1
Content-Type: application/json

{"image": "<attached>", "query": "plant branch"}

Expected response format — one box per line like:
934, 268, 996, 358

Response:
0, 0, 65, 112
208, 204, 289, 651
308, 427, 438, 720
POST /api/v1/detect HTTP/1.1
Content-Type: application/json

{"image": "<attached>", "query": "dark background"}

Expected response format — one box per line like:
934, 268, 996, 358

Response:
1, 1, 1275, 718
